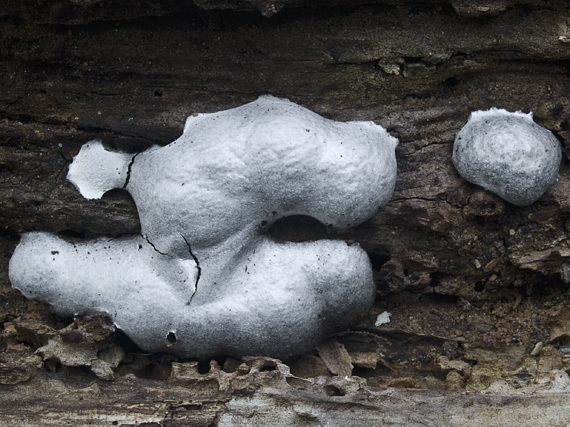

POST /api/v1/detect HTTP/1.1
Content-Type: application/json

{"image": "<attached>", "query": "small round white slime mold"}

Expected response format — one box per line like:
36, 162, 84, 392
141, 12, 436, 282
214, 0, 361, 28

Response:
452, 108, 561, 206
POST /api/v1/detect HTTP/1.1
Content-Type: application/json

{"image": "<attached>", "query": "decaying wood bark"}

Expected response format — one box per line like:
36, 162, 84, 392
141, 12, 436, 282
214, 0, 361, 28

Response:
1, 0, 570, 425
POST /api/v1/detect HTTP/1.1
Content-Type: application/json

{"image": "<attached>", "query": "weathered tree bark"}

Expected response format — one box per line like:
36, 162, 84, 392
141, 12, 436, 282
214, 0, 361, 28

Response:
1, 0, 570, 425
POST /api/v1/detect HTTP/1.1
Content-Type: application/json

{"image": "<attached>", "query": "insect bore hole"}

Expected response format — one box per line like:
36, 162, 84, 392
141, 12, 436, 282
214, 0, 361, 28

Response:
166, 332, 177, 345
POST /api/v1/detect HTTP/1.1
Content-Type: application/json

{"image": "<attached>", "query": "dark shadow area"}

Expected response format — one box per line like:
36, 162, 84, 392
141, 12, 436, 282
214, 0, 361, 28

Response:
268, 215, 330, 242
368, 252, 390, 271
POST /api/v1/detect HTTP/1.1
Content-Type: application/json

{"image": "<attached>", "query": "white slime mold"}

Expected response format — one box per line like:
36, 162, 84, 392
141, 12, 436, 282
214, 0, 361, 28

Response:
452, 108, 561, 206
9, 95, 398, 359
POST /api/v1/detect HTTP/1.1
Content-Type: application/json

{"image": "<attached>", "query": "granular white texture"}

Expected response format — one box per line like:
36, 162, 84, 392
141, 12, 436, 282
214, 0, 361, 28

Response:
452, 108, 561, 206
9, 95, 398, 359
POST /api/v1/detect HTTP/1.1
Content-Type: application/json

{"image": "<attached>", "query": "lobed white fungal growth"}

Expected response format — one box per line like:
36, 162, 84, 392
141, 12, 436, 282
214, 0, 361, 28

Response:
9, 95, 398, 359
67, 140, 134, 200
452, 108, 561, 206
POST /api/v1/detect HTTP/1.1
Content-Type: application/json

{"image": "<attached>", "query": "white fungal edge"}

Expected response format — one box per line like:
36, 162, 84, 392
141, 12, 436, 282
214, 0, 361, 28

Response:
468, 107, 534, 123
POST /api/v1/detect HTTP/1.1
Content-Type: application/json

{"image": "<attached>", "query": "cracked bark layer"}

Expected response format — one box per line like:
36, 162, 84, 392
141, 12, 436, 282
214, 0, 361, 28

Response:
1, 0, 570, 425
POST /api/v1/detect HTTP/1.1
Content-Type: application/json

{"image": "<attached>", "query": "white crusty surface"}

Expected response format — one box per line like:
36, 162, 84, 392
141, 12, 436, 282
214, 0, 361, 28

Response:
129, 95, 398, 258
452, 108, 561, 206
67, 140, 134, 200
9, 95, 398, 359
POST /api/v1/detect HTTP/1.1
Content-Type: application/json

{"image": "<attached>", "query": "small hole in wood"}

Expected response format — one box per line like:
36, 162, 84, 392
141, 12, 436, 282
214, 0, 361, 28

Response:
166, 332, 177, 344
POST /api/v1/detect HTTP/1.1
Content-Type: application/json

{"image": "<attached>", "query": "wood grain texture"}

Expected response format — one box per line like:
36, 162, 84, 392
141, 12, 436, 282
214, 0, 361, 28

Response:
2, 1, 570, 424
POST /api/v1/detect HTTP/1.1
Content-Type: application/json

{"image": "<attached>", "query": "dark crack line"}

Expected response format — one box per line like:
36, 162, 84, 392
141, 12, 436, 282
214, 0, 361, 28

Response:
123, 152, 140, 189
144, 234, 167, 256
390, 196, 437, 203
182, 236, 201, 305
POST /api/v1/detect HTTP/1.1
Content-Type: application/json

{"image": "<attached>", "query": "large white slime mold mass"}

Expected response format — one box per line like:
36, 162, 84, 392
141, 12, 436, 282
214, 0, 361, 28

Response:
452, 108, 561, 206
9, 95, 398, 359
